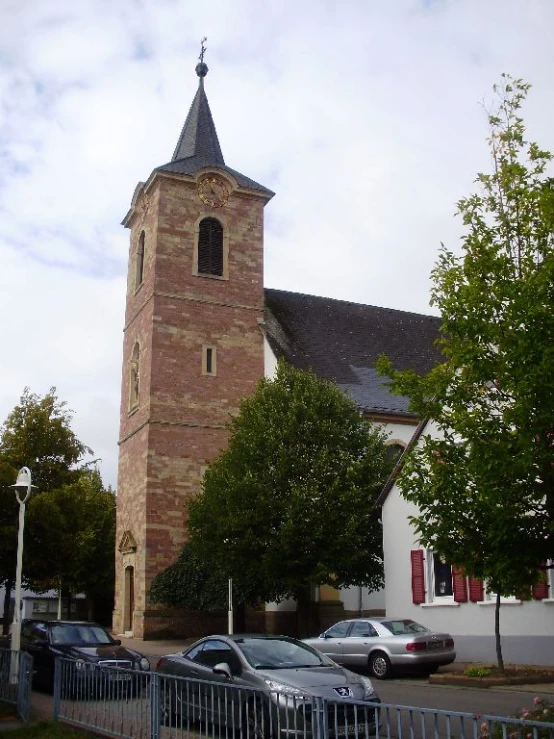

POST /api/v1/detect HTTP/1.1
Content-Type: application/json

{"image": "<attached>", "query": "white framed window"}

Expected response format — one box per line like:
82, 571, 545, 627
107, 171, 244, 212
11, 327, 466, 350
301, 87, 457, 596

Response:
548, 563, 554, 600
429, 552, 454, 601
411, 549, 465, 605
481, 589, 520, 604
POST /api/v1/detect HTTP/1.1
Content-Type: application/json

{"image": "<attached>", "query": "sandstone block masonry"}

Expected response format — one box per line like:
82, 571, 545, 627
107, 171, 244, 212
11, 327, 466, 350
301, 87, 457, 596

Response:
114, 170, 269, 638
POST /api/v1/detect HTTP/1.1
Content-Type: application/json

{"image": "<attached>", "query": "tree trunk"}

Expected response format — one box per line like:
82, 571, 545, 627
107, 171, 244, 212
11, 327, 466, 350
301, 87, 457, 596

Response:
295, 584, 316, 638
2, 578, 14, 636
494, 593, 505, 674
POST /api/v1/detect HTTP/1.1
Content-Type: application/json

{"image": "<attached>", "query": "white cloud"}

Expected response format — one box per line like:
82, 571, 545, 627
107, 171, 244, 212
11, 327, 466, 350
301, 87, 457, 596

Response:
0, 0, 553, 488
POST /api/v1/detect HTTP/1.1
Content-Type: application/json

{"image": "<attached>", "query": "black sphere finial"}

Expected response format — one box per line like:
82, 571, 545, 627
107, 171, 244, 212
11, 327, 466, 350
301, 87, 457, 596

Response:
196, 36, 208, 78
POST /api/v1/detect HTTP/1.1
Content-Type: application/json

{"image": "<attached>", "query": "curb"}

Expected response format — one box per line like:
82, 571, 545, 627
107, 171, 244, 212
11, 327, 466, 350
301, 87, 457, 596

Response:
430, 674, 554, 689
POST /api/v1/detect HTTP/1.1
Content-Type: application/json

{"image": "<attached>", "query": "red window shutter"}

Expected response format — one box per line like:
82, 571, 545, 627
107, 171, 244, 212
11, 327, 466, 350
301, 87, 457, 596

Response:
532, 566, 549, 600
453, 568, 468, 602
411, 550, 425, 604
468, 577, 484, 602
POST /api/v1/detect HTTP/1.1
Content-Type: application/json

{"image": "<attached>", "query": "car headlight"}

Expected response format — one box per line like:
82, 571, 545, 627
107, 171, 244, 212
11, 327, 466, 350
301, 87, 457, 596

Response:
264, 679, 307, 697
359, 675, 377, 700
139, 657, 150, 671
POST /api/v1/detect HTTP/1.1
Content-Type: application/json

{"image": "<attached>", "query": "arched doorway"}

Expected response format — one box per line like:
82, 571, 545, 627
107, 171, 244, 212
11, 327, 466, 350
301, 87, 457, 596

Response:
124, 566, 135, 635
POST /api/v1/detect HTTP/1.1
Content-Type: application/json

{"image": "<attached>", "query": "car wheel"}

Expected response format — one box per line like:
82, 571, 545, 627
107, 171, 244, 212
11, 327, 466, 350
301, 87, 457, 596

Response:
369, 651, 392, 680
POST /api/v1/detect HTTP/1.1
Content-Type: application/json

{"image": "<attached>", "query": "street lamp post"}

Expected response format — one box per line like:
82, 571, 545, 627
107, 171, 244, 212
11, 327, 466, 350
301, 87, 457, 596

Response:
223, 538, 233, 635
10, 467, 35, 683
228, 577, 233, 635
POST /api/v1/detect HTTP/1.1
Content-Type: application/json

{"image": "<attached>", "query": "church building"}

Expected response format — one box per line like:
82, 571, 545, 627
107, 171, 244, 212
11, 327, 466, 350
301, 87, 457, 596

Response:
113, 57, 441, 639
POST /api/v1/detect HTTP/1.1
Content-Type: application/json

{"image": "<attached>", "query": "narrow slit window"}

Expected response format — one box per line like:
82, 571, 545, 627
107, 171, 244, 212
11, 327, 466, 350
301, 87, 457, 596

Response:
135, 231, 145, 289
129, 342, 140, 410
202, 346, 217, 376
198, 218, 223, 276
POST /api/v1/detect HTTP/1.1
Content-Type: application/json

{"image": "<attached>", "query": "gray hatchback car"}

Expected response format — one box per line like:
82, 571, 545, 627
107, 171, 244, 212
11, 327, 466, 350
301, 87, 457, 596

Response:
156, 634, 380, 738
303, 618, 455, 679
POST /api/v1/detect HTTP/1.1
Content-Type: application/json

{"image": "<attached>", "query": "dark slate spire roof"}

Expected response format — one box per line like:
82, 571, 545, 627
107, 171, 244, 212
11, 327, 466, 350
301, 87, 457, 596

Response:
155, 61, 274, 197
170, 61, 225, 164
263, 289, 443, 417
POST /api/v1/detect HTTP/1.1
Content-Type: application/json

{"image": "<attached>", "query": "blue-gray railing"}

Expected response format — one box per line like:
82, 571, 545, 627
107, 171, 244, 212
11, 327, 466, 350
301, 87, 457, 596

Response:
0, 647, 33, 722
52, 658, 554, 739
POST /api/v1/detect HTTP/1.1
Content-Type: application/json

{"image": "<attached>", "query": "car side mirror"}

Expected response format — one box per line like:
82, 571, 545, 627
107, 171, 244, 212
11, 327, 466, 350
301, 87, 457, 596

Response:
213, 662, 233, 681
113, 639, 121, 646
320, 633, 328, 639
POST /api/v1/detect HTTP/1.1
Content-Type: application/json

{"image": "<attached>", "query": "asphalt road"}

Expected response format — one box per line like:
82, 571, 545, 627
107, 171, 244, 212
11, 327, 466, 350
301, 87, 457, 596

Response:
376, 675, 553, 717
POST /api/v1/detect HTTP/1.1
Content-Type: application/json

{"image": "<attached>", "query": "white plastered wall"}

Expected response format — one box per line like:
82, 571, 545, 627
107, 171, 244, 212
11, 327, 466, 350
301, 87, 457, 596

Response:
382, 419, 554, 663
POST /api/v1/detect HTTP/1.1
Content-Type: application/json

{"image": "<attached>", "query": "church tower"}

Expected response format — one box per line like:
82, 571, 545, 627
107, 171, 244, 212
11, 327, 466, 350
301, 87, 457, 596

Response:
113, 52, 274, 638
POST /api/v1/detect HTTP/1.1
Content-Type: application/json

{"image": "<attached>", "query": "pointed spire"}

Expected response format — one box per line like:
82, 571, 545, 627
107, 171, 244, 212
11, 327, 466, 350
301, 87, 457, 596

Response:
171, 39, 225, 165
152, 42, 274, 200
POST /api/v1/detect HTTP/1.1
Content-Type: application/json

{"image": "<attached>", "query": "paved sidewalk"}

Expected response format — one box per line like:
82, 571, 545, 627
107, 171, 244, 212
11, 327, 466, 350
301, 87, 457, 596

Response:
117, 634, 194, 663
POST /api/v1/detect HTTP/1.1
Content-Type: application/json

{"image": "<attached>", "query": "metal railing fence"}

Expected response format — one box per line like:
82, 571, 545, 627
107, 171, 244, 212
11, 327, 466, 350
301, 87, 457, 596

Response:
52, 658, 554, 739
0, 647, 33, 722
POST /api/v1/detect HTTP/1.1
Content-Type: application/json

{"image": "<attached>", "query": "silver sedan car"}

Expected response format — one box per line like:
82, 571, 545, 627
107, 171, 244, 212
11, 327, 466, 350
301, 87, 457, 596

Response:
303, 618, 455, 679
156, 634, 380, 737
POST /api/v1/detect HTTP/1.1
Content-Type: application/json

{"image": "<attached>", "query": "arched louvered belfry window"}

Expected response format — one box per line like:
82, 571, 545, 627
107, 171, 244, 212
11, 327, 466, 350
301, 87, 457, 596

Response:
129, 342, 140, 410
198, 218, 223, 276
135, 231, 145, 290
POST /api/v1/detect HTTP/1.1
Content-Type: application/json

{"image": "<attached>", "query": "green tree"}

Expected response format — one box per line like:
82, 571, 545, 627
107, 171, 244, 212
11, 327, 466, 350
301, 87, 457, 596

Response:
26, 469, 116, 622
0, 388, 93, 632
377, 76, 554, 671
149, 541, 270, 630
183, 361, 391, 635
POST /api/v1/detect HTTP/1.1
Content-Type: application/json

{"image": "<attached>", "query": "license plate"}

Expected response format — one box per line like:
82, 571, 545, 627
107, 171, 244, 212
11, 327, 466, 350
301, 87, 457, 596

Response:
335, 725, 364, 737
108, 672, 132, 681
428, 641, 443, 650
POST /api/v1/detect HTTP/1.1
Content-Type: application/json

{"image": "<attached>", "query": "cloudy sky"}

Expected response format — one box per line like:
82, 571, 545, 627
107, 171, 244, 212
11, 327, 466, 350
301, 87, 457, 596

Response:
1, 0, 552, 489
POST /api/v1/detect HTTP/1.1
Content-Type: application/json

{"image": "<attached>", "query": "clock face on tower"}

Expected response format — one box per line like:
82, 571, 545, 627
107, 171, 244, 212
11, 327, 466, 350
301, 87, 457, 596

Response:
198, 176, 229, 208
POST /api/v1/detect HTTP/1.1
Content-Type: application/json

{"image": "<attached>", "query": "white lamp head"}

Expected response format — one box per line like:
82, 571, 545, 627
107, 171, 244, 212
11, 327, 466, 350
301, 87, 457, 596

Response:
11, 466, 36, 501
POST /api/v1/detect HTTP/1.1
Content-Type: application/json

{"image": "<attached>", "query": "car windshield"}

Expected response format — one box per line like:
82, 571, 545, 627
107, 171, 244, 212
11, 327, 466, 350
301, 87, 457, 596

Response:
381, 619, 431, 636
50, 624, 114, 645
236, 637, 331, 669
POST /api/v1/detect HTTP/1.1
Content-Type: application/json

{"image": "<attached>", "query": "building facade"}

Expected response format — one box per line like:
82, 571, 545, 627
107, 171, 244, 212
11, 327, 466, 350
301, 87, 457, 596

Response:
113, 60, 441, 638
378, 420, 554, 666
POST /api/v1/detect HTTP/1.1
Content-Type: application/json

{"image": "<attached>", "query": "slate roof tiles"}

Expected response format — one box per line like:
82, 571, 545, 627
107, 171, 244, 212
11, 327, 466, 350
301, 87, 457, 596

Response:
264, 288, 442, 417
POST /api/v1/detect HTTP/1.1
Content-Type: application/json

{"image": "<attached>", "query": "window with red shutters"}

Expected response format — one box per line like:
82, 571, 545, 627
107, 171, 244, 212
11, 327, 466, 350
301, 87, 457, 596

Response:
468, 576, 484, 602
452, 568, 468, 602
411, 550, 426, 604
532, 565, 549, 600
432, 553, 453, 597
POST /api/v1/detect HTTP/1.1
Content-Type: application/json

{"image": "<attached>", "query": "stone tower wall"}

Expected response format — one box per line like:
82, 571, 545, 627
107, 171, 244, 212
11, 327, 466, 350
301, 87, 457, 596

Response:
114, 172, 267, 637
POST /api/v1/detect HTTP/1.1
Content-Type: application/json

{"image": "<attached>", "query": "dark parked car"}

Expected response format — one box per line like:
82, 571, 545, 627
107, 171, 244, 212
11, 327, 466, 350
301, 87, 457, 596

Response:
303, 618, 455, 679
156, 634, 380, 738
20, 619, 150, 691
